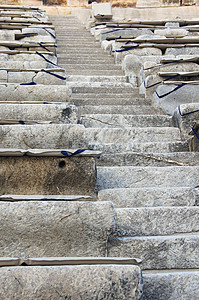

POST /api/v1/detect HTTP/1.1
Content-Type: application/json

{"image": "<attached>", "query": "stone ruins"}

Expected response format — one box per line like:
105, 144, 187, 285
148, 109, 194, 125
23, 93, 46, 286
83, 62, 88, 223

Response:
0, 2, 199, 299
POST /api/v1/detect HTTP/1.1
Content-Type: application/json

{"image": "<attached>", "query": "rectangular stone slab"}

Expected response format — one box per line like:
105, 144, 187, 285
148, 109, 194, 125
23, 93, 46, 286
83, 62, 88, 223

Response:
0, 149, 101, 157
143, 271, 199, 300
0, 104, 77, 124
0, 124, 87, 149
0, 156, 96, 195
0, 258, 21, 266
108, 235, 199, 269
0, 201, 114, 257
0, 265, 142, 300
0, 84, 71, 102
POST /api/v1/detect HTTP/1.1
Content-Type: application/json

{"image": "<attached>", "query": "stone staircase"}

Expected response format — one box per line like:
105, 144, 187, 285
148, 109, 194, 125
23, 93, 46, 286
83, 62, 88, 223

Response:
0, 7, 142, 299
50, 14, 199, 299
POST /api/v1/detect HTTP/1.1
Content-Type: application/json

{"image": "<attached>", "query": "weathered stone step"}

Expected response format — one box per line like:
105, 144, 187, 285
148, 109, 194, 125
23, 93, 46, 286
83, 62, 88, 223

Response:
58, 58, 115, 64
108, 235, 199, 270
96, 151, 199, 167
89, 140, 189, 154
70, 85, 135, 94
98, 187, 199, 208
0, 201, 114, 257
0, 149, 98, 195
86, 127, 181, 144
0, 124, 87, 149
116, 207, 199, 237
0, 265, 142, 300
80, 114, 171, 128
143, 270, 199, 300
62, 64, 122, 71
72, 93, 144, 100
0, 103, 77, 124
73, 97, 146, 106
79, 105, 163, 115
67, 75, 127, 83
97, 166, 199, 190
63, 69, 124, 76
0, 84, 71, 102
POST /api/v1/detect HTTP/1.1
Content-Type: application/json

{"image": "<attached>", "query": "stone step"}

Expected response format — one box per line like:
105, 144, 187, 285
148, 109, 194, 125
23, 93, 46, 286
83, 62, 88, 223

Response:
0, 84, 71, 102
79, 105, 163, 115
0, 124, 87, 149
80, 114, 171, 128
63, 69, 124, 76
108, 235, 199, 270
96, 151, 199, 167
0, 103, 77, 124
0, 201, 114, 257
72, 93, 144, 100
98, 187, 199, 208
58, 53, 113, 59
73, 97, 147, 106
0, 149, 98, 195
0, 265, 142, 300
70, 85, 135, 94
116, 206, 199, 237
58, 58, 115, 65
66, 75, 127, 83
142, 270, 199, 300
96, 166, 199, 190
89, 140, 189, 154
86, 127, 181, 144
63, 64, 122, 71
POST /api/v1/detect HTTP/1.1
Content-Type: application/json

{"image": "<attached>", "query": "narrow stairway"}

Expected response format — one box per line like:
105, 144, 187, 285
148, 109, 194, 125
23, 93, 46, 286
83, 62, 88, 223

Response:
50, 14, 199, 300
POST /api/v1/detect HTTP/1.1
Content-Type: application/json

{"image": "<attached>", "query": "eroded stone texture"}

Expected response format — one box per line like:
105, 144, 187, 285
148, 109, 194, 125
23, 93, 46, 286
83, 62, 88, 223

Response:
0, 156, 96, 195
0, 201, 114, 257
153, 84, 199, 115
173, 103, 199, 139
143, 271, 199, 300
0, 265, 142, 300
0, 103, 77, 124
0, 84, 71, 102
0, 124, 86, 149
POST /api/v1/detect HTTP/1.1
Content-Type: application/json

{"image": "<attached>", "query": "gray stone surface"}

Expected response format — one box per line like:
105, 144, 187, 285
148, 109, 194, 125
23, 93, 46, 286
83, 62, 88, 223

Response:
8, 53, 57, 64
0, 103, 77, 124
81, 114, 171, 128
86, 127, 181, 144
0, 70, 7, 82
116, 207, 199, 236
165, 47, 199, 56
0, 201, 114, 257
173, 103, 199, 140
0, 156, 96, 195
114, 47, 162, 65
92, 2, 112, 19
34, 70, 66, 85
97, 166, 199, 190
8, 71, 36, 84
143, 271, 199, 300
100, 28, 153, 42
0, 84, 71, 102
98, 187, 199, 208
0, 124, 87, 149
0, 265, 142, 300
108, 235, 199, 269
154, 28, 188, 38
153, 84, 199, 115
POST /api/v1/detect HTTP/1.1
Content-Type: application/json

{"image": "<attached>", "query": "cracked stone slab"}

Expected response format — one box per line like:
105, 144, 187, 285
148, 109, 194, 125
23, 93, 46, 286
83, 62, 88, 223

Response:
0, 201, 115, 257
96, 166, 199, 190
0, 265, 142, 300
0, 156, 96, 195
108, 235, 199, 269
0, 103, 77, 124
86, 127, 181, 144
0, 84, 71, 102
0, 124, 87, 149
